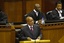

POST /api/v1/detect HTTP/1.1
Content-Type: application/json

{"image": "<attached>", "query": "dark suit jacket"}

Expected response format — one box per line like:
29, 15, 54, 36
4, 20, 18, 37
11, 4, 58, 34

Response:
46, 9, 64, 20
25, 10, 45, 22
19, 24, 42, 40
0, 11, 8, 23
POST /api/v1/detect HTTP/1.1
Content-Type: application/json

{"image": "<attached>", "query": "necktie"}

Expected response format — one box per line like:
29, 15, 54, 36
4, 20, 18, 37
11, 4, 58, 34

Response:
30, 26, 33, 31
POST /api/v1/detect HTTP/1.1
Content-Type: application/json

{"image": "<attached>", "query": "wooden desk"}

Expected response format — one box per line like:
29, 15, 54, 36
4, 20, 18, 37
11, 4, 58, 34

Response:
0, 25, 15, 43
20, 40, 50, 43
14, 25, 23, 29
14, 22, 64, 43
40, 22, 64, 43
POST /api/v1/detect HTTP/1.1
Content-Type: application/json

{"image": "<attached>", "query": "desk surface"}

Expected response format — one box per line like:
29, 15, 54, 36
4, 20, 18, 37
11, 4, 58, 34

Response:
20, 40, 50, 43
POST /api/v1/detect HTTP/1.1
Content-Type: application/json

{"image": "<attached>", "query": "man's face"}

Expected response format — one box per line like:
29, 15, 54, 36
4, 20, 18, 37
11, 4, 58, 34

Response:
56, 4, 62, 10
35, 4, 41, 11
27, 17, 34, 26
36, 6, 41, 11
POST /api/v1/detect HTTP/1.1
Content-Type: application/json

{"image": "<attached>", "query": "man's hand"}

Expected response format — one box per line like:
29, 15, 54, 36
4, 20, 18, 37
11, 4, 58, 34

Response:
27, 37, 32, 40
38, 19, 42, 24
36, 36, 41, 40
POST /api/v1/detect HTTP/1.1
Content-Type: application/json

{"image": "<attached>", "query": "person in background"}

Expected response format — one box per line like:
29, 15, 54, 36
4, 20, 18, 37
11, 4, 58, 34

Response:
25, 4, 45, 24
46, 1, 64, 20
19, 16, 42, 41
0, 9, 8, 24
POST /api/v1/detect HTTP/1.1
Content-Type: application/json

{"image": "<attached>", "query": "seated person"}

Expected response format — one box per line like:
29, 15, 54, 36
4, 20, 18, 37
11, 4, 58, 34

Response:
46, 1, 64, 20
19, 16, 42, 41
24, 4, 45, 23
0, 9, 8, 24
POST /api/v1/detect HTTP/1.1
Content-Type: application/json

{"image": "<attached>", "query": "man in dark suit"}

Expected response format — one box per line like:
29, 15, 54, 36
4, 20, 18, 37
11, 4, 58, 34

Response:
0, 10, 8, 24
46, 1, 64, 20
20, 16, 42, 41
25, 4, 45, 23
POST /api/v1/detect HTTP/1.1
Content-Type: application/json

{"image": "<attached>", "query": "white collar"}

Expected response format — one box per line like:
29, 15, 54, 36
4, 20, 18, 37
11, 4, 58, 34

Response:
28, 25, 33, 29
33, 9, 38, 13
56, 8, 62, 11
55, 8, 62, 13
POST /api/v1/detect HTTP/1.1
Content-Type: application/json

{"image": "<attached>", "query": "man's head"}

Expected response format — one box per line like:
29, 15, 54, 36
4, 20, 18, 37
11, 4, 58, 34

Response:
34, 4, 41, 12
56, 1, 62, 10
26, 16, 34, 26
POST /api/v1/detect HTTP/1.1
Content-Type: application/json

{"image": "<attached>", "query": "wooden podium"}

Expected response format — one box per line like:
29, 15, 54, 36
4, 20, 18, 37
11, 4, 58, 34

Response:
20, 40, 50, 43
58, 36, 64, 43
14, 22, 64, 43
0, 25, 15, 43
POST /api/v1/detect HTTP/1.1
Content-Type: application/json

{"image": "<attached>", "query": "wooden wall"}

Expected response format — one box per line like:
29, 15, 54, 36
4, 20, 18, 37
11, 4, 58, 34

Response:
0, 0, 59, 22
40, 22, 64, 43
4, 0, 22, 22
0, 26, 15, 43
61, 0, 64, 9
26, 0, 42, 14
42, 0, 59, 13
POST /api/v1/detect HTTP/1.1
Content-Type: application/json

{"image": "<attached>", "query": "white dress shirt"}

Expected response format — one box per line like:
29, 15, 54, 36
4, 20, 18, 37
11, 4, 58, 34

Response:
28, 25, 33, 31
33, 9, 38, 16
56, 8, 64, 19
33, 9, 39, 23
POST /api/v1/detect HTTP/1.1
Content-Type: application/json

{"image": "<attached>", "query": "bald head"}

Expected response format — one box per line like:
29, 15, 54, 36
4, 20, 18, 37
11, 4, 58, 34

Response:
35, 4, 40, 7
26, 16, 34, 26
34, 4, 41, 11
26, 16, 33, 21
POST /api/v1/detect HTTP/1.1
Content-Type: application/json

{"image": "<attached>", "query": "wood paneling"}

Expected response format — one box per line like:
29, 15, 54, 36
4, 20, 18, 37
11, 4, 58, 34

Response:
41, 0, 45, 13
4, 1, 22, 22
40, 22, 64, 43
61, 0, 64, 9
22, 0, 26, 21
26, 0, 42, 14
42, 0, 58, 13
0, 0, 4, 11
0, 25, 15, 43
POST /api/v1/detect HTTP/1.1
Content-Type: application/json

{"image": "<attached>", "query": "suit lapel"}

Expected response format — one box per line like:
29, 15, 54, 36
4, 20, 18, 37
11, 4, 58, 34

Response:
32, 25, 37, 36
54, 9, 59, 17
26, 25, 34, 36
